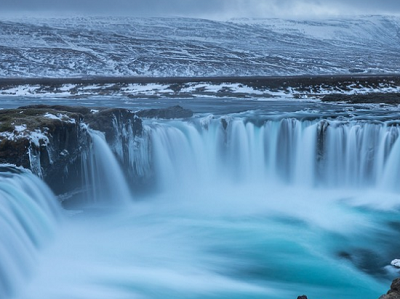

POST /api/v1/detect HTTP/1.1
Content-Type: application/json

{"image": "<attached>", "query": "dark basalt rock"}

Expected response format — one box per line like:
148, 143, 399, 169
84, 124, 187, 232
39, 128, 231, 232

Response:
0, 105, 142, 195
0, 138, 30, 168
379, 278, 400, 299
86, 108, 143, 183
137, 105, 193, 119
18, 104, 92, 115
322, 93, 400, 104
0, 104, 191, 195
86, 108, 142, 143
0, 106, 82, 164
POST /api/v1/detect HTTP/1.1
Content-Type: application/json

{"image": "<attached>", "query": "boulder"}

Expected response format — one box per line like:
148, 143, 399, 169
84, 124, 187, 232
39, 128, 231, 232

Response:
391, 278, 400, 292
379, 278, 400, 299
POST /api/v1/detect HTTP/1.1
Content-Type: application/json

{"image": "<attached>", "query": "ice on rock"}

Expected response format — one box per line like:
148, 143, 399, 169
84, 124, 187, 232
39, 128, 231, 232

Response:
14, 124, 27, 133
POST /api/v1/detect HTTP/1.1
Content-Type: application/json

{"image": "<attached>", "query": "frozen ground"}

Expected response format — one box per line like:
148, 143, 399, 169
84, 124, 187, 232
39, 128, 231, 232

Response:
1, 75, 400, 101
0, 15, 400, 77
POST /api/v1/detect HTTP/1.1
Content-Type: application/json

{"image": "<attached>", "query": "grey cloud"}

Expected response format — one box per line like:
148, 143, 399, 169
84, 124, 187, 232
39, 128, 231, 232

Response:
1, 0, 400, 18
1, 0, 226, 16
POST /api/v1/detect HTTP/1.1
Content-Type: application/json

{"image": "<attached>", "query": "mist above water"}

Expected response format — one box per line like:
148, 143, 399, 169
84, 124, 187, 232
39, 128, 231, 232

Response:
2, 105, 400, 299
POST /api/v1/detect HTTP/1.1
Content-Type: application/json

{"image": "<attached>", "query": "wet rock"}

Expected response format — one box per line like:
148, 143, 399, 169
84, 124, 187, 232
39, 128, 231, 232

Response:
379, 278, 400, 299
221, 118, 228, 130
322, 93, 400, 105
137, 105, 193, 119
85, 108, 142, 143
18, 104, 92, 115
0, 105, 142, 195
391, 278, 400, 292
297, 295, 308, 299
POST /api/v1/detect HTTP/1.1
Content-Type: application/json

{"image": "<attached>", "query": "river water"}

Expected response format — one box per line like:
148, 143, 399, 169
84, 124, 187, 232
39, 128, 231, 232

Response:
1, 96, 400, 299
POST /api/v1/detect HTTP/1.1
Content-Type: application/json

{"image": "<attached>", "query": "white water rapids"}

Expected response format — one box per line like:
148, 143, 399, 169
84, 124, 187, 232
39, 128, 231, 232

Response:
2, 111, 400, 299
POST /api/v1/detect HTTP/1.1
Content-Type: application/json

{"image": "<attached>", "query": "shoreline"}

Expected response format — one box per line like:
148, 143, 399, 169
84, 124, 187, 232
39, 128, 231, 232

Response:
1, 74, 400, 104
1, 74, 400, 87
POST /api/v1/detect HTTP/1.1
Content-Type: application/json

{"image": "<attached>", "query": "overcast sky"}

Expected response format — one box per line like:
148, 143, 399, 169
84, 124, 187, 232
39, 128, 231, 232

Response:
2, 0, 400, 19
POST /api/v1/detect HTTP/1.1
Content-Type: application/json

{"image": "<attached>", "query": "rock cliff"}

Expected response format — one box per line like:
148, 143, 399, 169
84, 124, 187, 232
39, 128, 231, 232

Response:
0, 104, 193, 196
0, 105, 142, 195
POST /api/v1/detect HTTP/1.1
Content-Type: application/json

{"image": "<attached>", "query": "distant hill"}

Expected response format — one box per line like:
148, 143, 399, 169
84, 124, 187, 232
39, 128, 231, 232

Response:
1, 15, 400, 77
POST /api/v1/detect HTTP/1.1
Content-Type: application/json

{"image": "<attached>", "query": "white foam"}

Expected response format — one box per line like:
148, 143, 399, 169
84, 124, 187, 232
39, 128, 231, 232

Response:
392, 259, 400, 268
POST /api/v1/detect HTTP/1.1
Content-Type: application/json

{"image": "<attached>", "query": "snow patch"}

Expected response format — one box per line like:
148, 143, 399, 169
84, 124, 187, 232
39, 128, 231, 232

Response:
1, 80, 400, 100
29, 130, 50, 147
44, 113, 76, 124
14, 124, 27, 133
44, 113, 60, 120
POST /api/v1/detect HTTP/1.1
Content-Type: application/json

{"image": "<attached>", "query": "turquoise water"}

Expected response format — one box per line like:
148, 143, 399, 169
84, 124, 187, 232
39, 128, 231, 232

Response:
15, 184, 396, 299
6, 162, 397, 299
1, 100, 400, 299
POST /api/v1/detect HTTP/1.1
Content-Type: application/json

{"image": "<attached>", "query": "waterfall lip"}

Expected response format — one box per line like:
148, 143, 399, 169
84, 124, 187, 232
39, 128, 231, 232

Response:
78, 125, 133, 206
2, 103, 400, 298
145, 109, 400, 125
0, 164, 30, 176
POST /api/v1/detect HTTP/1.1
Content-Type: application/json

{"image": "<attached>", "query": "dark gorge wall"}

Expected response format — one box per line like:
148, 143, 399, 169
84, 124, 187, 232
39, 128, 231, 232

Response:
2, 103, 400, 199
0, 105, 142, 195
0, 105, 193, 196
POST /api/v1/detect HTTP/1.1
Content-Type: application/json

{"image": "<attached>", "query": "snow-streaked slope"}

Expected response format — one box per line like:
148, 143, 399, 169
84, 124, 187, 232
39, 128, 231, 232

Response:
1, 16, 399, 77
2, 79, 400, 99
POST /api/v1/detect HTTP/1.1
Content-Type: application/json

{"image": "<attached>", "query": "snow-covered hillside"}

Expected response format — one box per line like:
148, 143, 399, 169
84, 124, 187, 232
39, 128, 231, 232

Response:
0, 16, 399, 77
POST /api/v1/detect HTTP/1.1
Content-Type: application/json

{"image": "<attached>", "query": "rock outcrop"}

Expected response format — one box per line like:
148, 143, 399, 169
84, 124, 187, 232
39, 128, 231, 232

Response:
0, 105, 142, 195
379, 278, 400, 299
322, 93, 400, 104
0, 104, 194, 196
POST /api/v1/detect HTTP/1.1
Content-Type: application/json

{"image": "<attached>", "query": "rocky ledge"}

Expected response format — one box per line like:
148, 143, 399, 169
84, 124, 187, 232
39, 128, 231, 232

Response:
296, 278, 400, 299
379, 278, 400, 299
2, 75, 400, 102
0, 104, 192, 195
322, 93, 400, 105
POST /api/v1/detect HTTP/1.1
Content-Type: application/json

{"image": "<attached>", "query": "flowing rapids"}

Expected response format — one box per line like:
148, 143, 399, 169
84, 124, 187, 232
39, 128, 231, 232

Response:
0, 166, 62, 299
3, 109, 400, 299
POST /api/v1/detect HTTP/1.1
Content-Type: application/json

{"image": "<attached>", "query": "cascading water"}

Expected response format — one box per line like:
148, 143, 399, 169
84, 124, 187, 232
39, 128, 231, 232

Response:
80, 126, 132, 205
138, 116, 400, 192
7, 112, 400, 299
0, 166, 62, 299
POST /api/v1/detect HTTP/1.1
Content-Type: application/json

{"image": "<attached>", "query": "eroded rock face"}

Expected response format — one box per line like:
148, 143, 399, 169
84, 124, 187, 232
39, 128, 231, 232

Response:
0, 105, 142, 195
379, 278, 400, 299
322, 93, 400, 104
0, 104, 194, 196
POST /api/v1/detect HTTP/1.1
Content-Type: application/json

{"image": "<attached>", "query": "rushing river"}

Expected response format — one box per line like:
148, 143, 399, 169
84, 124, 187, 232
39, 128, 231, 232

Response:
1, 96, 400, 299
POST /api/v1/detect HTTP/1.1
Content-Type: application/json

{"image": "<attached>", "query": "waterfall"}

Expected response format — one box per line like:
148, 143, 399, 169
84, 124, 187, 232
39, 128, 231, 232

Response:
0, 165, 62, 298
5, 113, 400, 299
124, 116, 400, 193
80, 127, 132, 205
